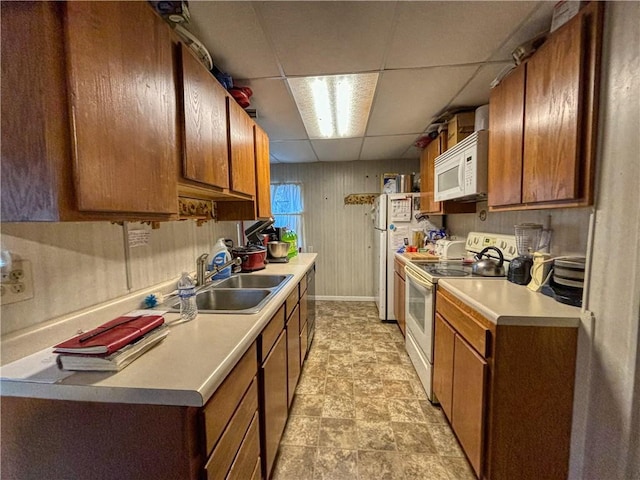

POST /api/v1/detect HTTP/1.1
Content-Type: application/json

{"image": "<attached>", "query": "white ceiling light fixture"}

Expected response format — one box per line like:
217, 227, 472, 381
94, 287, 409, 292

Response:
288, 73, 378, 139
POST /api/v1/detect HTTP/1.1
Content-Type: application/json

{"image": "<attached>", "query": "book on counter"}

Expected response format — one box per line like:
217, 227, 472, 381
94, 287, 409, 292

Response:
56, 323, 170, 372
53, 314, 166, 355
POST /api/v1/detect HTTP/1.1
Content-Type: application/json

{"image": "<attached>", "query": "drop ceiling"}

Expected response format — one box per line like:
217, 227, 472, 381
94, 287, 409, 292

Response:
187, 1, 555, 163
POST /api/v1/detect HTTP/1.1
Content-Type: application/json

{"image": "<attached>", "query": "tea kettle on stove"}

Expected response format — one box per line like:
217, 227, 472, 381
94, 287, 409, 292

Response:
472, 246, 506, 277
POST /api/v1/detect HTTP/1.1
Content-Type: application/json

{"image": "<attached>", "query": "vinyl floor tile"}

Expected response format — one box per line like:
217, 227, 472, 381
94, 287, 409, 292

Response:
271, 301, 471, 480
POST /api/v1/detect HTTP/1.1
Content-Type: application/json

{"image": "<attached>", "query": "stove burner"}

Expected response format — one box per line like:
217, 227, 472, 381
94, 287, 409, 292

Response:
428, 268, 471, 277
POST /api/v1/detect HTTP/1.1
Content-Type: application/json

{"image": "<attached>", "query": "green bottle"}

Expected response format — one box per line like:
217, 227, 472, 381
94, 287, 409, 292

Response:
282, 229, 298, 259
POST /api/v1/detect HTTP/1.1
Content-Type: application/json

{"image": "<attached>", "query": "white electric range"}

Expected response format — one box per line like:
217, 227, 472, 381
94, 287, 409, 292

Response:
404, 232, 517, 402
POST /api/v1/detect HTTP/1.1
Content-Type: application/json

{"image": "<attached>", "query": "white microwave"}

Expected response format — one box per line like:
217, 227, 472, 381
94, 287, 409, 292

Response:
434, 130, 488, 202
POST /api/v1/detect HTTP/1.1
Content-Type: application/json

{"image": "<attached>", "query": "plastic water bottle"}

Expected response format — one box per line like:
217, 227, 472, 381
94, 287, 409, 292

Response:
177, 272, 198, 321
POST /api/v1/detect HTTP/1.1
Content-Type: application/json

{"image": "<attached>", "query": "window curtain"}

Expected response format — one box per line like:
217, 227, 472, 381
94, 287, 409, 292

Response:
271, 183, 304, 247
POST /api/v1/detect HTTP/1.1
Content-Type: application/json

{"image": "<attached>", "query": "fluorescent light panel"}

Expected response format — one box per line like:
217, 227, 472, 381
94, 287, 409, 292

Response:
288, 73, 378, 139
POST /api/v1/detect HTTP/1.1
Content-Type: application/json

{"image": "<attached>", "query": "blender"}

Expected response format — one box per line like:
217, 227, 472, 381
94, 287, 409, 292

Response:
508, 223, 543, 285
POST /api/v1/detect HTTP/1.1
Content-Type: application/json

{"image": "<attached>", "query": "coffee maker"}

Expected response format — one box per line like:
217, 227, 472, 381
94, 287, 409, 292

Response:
507, 223, 543, 285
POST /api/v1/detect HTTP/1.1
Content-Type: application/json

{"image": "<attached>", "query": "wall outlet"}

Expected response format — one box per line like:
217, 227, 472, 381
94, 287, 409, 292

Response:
1, 259, 34, 305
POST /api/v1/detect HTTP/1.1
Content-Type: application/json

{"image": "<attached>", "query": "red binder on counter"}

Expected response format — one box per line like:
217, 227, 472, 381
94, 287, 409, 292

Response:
53, 314, 165, 355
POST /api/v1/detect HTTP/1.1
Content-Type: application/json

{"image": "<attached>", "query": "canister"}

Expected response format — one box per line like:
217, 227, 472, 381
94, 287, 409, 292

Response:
395, 174, 413, 193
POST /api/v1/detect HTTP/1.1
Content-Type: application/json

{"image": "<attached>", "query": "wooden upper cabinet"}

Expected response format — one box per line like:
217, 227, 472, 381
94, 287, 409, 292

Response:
488, 65, 525, 208
1, 2, 178, 221
65, 2, 178, 215
180, 44, 229, 190
419, 133, 475, 215
523, 16, 583, 204
254, 124, 272, 218
228, 100, 256, 197
419, 134, 442, 214
488, 2, 603, 211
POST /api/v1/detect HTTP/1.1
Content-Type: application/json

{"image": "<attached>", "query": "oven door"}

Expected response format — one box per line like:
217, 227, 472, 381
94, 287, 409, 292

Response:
404, 266, 435, 364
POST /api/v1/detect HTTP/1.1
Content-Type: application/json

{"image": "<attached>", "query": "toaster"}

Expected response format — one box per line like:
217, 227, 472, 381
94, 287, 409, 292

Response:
435, 240, 466, 259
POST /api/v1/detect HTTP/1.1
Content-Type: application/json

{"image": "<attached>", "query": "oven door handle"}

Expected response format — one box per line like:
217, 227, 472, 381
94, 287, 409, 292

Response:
405, 265, 434, 291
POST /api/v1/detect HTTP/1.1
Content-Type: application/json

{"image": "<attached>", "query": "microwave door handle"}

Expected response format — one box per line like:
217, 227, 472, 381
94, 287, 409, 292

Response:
458, 157, 465, 191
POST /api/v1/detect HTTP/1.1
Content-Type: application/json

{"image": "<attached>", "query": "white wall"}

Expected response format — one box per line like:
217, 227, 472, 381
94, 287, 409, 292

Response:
0, 220, 238, 338
569, 3, 640, 478
271, 159, 419, 299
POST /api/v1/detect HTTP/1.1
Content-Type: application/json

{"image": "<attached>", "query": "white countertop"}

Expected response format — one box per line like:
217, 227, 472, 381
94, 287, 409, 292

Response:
0, 254, 317, 407
438, 278, 581, 327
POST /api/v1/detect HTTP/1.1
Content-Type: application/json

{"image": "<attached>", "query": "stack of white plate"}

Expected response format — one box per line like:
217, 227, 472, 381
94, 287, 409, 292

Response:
553, 257, 586, 289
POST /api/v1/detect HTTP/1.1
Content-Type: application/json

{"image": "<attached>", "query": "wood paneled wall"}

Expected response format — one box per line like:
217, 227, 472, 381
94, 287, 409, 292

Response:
0, 220, 238, 336
445, 201, 591, 255
271, 159, 420, 299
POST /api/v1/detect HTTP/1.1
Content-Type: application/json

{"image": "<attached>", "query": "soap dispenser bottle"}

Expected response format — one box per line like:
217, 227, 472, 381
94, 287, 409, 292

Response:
210, 238, 232, 279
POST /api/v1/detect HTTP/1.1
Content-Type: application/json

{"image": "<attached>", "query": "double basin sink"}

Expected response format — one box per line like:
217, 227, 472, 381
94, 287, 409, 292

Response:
165, 274, 293, 314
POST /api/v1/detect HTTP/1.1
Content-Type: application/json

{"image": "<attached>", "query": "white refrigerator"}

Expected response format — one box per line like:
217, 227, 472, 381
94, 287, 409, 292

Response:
372, 193, 421, 321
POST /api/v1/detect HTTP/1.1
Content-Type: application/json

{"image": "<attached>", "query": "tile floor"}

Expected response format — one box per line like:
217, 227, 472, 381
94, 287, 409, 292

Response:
271, 301, 476, 480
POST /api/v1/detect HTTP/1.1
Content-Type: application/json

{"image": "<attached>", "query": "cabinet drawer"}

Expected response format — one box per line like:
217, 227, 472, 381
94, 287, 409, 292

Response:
260, 304, 285, 362
436, 290, 491, 357
204, 379, 258, 480
300, 274, 308, 294
203, 343, 257, 455
285, 285, 299, 319
225, 413, 260, 480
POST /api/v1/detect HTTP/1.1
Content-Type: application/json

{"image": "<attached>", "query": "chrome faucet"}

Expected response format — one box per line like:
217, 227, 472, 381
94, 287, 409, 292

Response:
196, 253, 241, 287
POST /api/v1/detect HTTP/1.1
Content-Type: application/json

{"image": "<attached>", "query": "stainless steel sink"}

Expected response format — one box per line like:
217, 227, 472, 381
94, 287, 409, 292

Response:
164, 273, 293, 314
214, 274, 291, 289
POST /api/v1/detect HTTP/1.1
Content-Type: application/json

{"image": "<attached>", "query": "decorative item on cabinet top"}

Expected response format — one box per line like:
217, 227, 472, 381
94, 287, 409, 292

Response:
178, 197, 214, 223
344, 194, 380, 205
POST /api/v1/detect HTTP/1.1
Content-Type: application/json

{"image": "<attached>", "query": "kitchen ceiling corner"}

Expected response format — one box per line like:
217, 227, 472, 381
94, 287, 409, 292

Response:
188, 1, 555, 164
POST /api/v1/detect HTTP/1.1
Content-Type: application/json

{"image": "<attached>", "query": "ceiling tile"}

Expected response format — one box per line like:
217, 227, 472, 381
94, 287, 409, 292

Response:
270, 141, 318, 164
367, 66, 478, 136
311, 138, 363, 162
188, 2, 281, 79
256, 2, 397, 76
243, 78, 307, 141
449, 62, 514, 108
360, 135, 420, 161
489, 2, 555, 61
385, 2, 540, 69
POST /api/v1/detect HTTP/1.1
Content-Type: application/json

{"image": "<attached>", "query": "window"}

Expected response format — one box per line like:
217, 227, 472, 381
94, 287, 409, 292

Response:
270, 183, 304, 247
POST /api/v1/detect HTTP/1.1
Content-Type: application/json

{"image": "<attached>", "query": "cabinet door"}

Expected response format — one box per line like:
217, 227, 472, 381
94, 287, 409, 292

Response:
286, 305, 301, 407
394, 271, 406, 337
433, 314, 455, 420
419, 134, 443, 214
523, 16, 584, 204
181, 44, 229, 189
65, 2, 178, 214
260, 331, 288, 479
488, 65, 525, 207
228, 99, 256, 196
452, 334, 487, 478
254, 125, 272, 218
300, 322, 308, 368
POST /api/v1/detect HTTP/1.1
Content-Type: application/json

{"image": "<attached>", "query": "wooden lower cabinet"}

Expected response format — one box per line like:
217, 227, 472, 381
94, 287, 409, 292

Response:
260, 331, 288, 479
1, 343, 259, 480
434, 287, 578, 480
433, 314, 455, 419
300, 321, 308, 367
451, 335, 487, 477
393, 258, 406, 337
